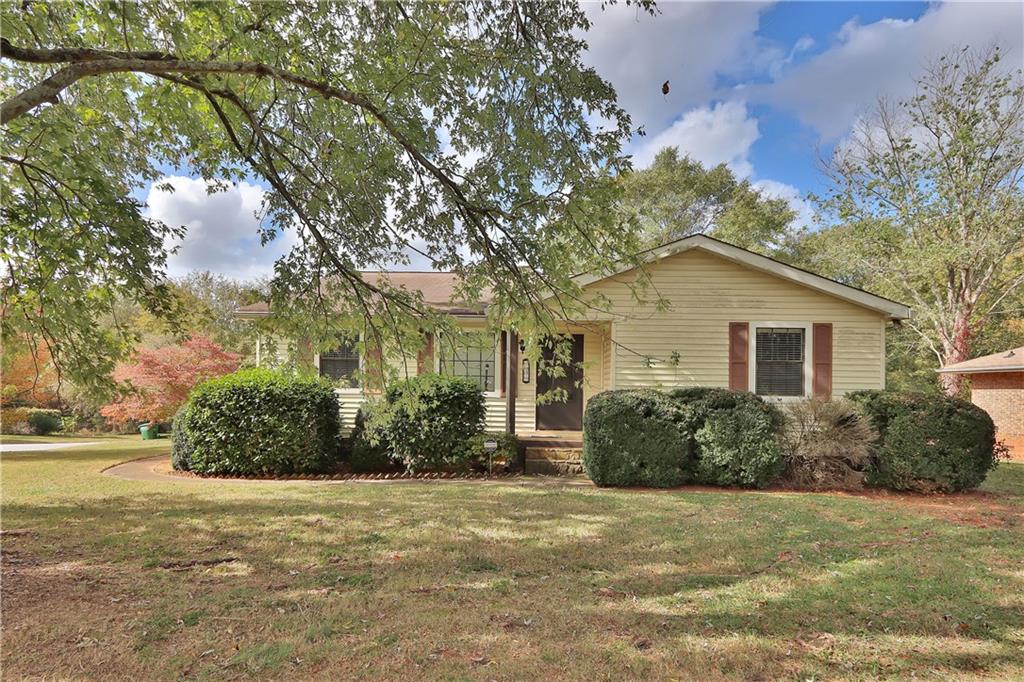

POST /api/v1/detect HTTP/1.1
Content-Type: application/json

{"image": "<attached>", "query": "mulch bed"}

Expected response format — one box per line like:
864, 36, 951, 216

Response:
167, 467, 524, 482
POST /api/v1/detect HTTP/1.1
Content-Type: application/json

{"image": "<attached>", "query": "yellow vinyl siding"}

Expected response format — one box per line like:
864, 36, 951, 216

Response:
582, 249, 886, 396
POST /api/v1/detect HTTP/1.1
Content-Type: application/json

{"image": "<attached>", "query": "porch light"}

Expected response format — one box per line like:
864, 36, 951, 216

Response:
522, 358, 531, 384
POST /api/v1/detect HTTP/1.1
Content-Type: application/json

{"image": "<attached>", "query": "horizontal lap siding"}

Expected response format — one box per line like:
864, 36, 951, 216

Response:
584, 250, 886, 395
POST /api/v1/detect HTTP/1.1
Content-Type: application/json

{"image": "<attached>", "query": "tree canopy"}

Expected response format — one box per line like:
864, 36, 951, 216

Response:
619, 147, 796, 252
811, 46, 1024, 394
1, 1, 648, 391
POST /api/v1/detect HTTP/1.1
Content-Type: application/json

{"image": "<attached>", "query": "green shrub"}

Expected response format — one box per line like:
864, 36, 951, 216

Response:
348, 402, 395, 473
850, 390, 999, 492
669, 387, 784, 488
170, 406, 193, 471
26, 408, 62, 435
582, 390, 691, 487
377, 374, 486, 472
468, 431, 520, 471
693, 404, 784, 488
780, 398, 876, 490
2, 407, 63, 435
173, 368, 342, 475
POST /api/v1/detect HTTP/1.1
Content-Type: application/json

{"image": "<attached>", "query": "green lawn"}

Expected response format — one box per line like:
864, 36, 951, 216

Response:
2, 437, 1022, 680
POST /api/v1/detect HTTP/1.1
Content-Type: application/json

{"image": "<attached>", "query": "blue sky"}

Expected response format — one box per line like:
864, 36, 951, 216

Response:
152, 1, 1024, 278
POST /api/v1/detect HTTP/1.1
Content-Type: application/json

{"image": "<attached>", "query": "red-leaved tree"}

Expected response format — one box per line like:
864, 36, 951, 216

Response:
100, 335, 240, 424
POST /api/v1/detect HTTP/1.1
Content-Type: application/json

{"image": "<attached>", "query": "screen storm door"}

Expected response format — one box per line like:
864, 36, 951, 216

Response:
535, 334, 584, 431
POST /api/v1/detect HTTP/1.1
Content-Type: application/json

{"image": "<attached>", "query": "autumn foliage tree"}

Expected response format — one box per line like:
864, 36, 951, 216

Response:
1, 339, 60, 407
100, 335, 240, 424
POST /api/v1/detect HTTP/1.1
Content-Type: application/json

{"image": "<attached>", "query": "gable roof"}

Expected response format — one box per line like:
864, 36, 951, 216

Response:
937, 346, 1024, 374
234, 235, 911, 321
571, 234, 911, 320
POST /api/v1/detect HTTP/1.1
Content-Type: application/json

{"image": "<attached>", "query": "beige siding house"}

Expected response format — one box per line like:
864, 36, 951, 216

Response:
236, 235, 910, 438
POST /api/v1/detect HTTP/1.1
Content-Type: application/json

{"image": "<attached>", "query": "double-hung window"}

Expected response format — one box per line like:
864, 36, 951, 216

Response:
438, 332, 497, 394
755, 327, 805, 397
318, 339, 361, 388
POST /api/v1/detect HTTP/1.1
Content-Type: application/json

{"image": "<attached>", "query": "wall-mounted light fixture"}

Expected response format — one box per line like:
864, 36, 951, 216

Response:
521, 358, 531, 384
519, 339, 526, 352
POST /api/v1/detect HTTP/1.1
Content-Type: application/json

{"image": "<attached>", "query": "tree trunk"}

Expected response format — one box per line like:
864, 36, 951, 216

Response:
938, 313, 974, 397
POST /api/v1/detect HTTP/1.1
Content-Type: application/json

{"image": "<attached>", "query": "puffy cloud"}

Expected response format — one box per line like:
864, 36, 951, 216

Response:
145, 176, 295, 280
631, 100, 760, 176
584, 2, 771, 131
751, 2, 1024, 139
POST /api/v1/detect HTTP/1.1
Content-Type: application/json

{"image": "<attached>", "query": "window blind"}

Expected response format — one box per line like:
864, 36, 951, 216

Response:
319, 341, 360, 386
755, 327, 804, 396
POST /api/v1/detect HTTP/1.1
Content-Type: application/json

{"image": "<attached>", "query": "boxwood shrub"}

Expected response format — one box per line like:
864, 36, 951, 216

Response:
669, 387, 784, 488
582, 389, 691, 487
848, 390, 999, 492
375, 373, 486, 473
172, 368, 342, 475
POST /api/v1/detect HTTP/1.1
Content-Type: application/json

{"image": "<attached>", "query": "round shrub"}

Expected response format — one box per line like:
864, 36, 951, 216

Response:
669, 387, 784, 488
582, 390, 691, 487
26, 408, 62, 435
379, 373, 486, 472
693, 402, 784, 488
780, 398, 876, 490
173, 368, 342, 475
852, 391, 999, 493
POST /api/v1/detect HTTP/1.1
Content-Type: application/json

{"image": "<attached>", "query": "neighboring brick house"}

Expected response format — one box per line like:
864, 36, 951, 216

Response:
938, 347, 1024, 458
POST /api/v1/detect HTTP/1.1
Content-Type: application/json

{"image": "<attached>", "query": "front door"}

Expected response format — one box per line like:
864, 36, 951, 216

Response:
535, 334, 584, 431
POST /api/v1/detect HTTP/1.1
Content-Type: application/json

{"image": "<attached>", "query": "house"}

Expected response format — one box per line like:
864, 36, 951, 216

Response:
235, 234, 911, 467
938, 347, 1024, 456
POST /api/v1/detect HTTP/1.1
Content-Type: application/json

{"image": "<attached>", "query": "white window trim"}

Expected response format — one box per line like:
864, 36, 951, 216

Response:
748, 321, 813, 402
315, 334, 364, 394
434, 331, 502, 398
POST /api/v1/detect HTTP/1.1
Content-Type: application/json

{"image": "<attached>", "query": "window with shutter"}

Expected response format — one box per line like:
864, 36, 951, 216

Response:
318, 340, 361, 387
755, 327, 805, 397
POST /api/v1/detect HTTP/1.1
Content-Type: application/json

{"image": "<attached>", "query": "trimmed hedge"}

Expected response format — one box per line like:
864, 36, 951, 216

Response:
172, 368, 342, 475
848, 390, 999, 492
670, 387, 784, 488
582, 390, 691, 487
373, 374, 486, 473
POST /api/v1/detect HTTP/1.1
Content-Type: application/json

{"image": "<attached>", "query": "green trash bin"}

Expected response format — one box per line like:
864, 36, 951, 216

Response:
139, 423, 157, 440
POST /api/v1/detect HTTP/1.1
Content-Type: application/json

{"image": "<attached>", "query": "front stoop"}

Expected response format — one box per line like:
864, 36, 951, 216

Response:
524, 446, 583, 475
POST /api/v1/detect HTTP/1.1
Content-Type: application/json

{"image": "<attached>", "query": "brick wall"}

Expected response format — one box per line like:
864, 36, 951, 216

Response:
970, 371, 1024, 437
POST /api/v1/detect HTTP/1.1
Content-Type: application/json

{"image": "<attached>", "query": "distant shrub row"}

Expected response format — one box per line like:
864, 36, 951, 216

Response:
1, 407, 63, 435
583, 388, 1001, 493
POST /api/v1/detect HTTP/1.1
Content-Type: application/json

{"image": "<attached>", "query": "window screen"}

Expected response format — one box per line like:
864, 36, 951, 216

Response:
439, 333, 496, 392
755, 328, 804, 396
319, 340, 360, 386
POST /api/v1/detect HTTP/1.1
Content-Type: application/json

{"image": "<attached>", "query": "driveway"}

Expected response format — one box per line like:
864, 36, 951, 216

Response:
0, 442, 96, 453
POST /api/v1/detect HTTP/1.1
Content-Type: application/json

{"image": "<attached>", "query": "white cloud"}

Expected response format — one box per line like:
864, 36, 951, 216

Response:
751, 2, 1024, 139
584, 2, 771, 131
753, 179, 816, 231
632, 100, 760, 176
145, 176, 295, 280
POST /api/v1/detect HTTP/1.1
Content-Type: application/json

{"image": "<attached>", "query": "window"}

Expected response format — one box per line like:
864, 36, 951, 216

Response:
755, 327, 805, 397
318, 339, 360, 387
438, 332, 497, 393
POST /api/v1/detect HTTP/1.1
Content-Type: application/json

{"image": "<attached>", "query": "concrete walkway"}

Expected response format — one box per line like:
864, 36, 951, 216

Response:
0, 442, 96, 453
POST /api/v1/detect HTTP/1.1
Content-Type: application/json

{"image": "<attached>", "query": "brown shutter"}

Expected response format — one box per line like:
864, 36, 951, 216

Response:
364, 336, 383, 392
728, 322, 749, 391
812, 323, 833, 399
416, 332, 434, 375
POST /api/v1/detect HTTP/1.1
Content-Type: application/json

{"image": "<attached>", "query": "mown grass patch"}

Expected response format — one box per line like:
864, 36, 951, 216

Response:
1, 436, 1022, 680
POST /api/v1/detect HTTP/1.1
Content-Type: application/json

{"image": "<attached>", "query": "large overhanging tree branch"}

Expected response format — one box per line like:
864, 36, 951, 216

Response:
814, 45, 1024, 395
1, 1, 650, 391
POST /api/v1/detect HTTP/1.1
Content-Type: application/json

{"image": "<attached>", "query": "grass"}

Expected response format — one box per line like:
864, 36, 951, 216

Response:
2, 436, 1022, 680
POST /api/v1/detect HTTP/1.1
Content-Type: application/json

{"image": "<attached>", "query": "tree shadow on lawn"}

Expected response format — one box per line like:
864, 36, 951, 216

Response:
3, 484, 1023, 679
